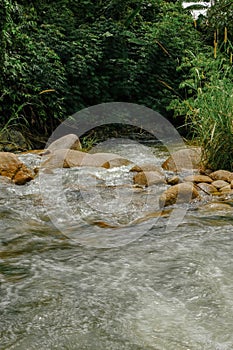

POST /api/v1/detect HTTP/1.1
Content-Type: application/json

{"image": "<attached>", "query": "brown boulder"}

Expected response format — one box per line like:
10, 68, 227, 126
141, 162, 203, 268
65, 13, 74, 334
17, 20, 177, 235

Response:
130, 163, 162, 173
42, 149, 109, 169
209, 170, 233, 182
183, 174, 213, 183
219, 185, 232, 193
41, 149, 131, 169
159, 182, 199, 207
211, 180, 229, 189
47, 134, 82, 152
196, 182, 217, 195
0, 152, 34, 185
133, 171, 165, 187
93, 153, 131, 168
162, 148, 202, 172
166, 175, 180, 185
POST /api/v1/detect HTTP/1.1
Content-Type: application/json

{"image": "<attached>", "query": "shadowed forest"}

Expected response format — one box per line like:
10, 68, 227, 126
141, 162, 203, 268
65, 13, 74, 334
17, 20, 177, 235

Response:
0, 0, 232, 169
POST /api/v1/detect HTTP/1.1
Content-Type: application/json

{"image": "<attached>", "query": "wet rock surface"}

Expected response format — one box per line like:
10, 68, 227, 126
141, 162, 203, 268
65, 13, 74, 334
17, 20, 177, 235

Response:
159, 182, 199, 207
0, 152, 34, 185
162, 148, 202, 172
1, 138, 233, 216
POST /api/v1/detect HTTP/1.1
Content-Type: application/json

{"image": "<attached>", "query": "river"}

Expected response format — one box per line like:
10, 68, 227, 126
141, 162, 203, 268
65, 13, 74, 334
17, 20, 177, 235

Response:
1, 141, 233, 350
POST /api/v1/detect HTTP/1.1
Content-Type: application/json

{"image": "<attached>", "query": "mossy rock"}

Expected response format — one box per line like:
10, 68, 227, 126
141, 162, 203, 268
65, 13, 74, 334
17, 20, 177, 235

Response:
0, 129, 31, 152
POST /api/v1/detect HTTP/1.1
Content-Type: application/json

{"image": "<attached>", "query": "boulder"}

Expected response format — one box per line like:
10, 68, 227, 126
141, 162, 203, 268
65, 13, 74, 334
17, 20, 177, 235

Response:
41, 149, 131, 169
196, 182, 217, 195
211, 180, 229, 189
219, 185, 232, 193
130, 163, 162, 173
159, 182, 199, 207
94, 153, 131, 168
47, 134, 82, 152
183, 174, 213, 183
166, 175, 180, 185
209, 170, 233, 182
162, 148, 202, 172
0, 152, 34, 185
42, 149, 109, 169
133, 171, 165, 187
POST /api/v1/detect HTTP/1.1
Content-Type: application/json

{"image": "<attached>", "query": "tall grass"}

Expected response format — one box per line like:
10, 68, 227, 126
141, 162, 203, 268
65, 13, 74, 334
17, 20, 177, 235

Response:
188, 78, 233, 170
170, 42, 233, 171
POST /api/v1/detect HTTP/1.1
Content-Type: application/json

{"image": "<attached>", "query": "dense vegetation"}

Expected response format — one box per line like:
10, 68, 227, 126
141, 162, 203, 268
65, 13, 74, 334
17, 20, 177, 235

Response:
0, 0, 232, 169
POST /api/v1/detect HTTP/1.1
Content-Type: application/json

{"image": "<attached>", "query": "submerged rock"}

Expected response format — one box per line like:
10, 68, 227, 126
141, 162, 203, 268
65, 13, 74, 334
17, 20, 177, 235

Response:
159, 182, 199, 207
0, 152, 34, 185
198, 202, 233, 212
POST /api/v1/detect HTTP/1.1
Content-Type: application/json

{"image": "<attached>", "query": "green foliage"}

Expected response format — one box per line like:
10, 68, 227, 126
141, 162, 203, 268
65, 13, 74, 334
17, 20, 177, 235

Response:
2, 0, 232, 172
0, 0, 202, 145
169, 0, 233, 171
170, 45, 233, 170
207, 0, 233, 40
0, 0, 67, 137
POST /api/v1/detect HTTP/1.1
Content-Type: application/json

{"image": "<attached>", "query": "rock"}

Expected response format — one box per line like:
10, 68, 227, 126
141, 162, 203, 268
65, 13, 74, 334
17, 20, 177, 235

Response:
95, 153, 131, 168
211, 180, 229, 189
219, 185, 232, 193
231, 180, 233, 189
162, 148, 202, 172
133, 171, 165, 187
130, 163, 162, 173
183, 174, 213, 183
42, 149, 110, 169
199, 168, 213, 175
166, 175, 180, 185
196, 182, 217, 195
159, 182, 199, 207
198, 202, 233, 212
209, 170, 233, 182
0, 129, 30, 152
47, 134, 82, 152
0, 152, 34, 185
41, 149, 131, 169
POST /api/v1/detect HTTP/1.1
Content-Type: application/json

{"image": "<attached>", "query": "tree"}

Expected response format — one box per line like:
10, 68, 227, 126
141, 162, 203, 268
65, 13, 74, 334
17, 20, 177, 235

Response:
0, 0, 207, 145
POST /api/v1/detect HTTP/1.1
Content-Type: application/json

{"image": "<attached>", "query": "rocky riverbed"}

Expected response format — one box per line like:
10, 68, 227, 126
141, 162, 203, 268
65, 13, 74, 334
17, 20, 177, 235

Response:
1, 133, 233, 219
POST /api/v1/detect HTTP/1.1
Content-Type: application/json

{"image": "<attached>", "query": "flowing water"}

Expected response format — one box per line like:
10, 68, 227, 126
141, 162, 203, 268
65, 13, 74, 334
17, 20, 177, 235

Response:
1, 141, 233, 350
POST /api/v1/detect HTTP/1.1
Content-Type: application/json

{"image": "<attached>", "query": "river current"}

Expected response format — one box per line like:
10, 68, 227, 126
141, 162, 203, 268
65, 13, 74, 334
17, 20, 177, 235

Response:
1, 141, 233, 350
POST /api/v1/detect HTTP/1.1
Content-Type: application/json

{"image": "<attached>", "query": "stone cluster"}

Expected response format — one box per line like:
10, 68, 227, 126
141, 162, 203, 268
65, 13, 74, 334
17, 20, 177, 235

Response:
0, 135, 232, 217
